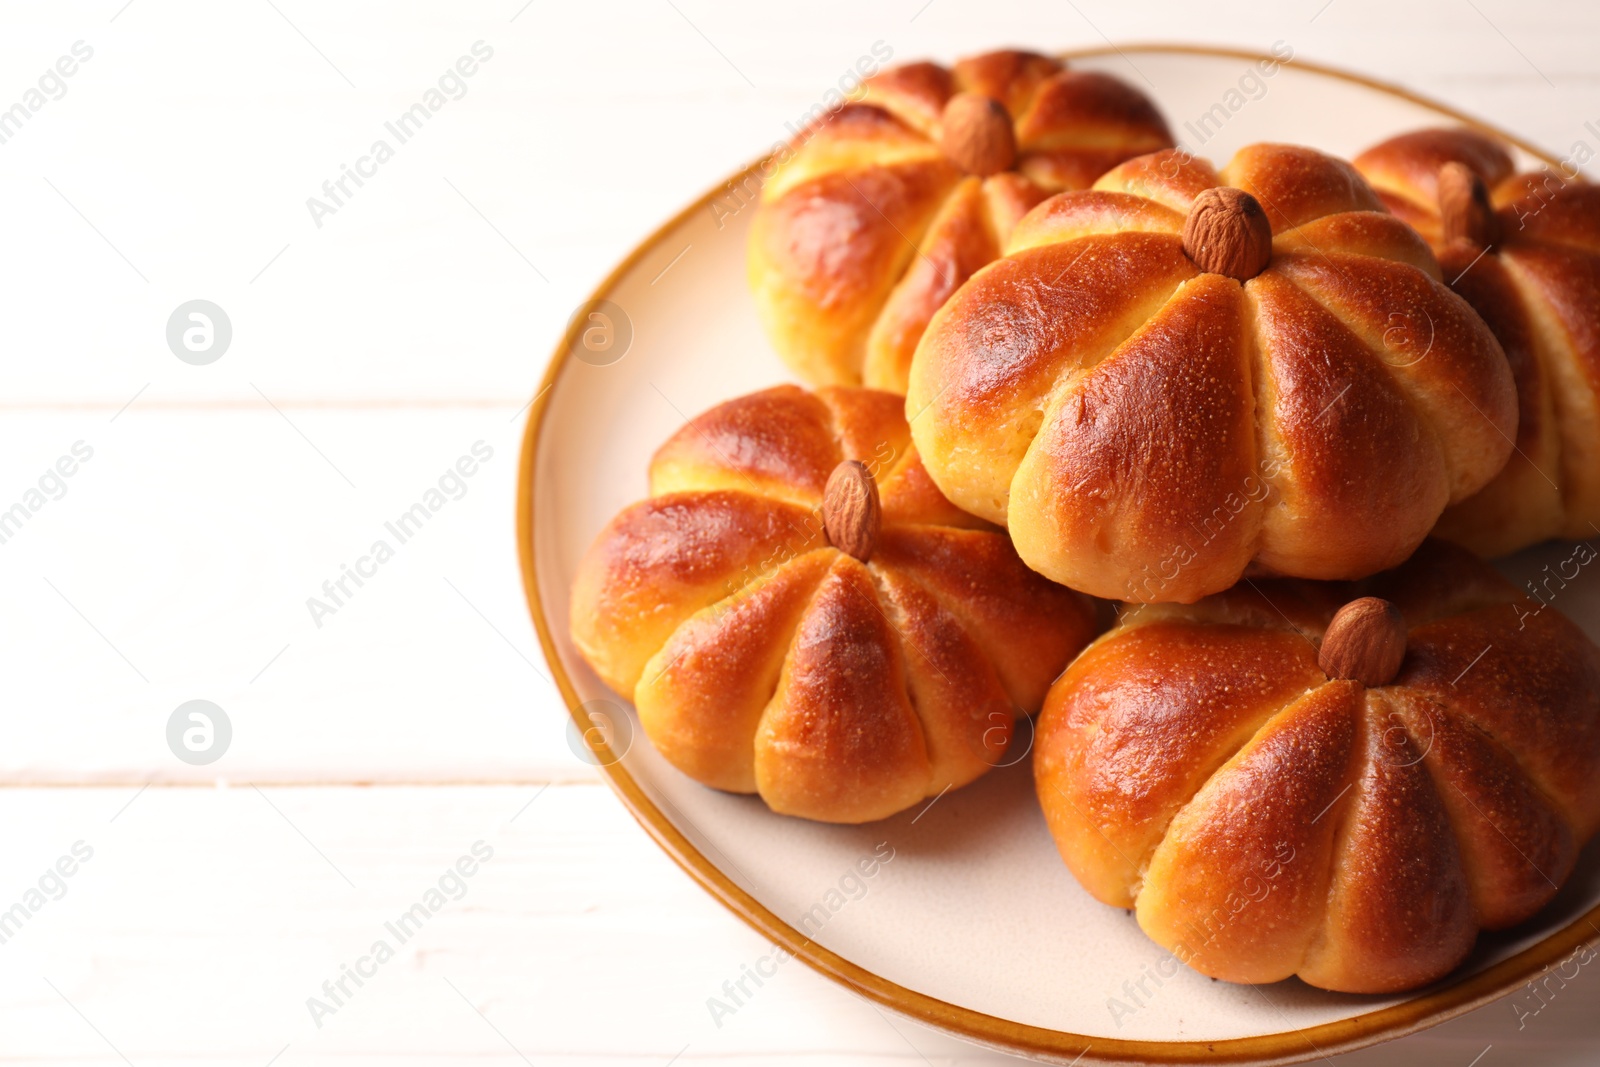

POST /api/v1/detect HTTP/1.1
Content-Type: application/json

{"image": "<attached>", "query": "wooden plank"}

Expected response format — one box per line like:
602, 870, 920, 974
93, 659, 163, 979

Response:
0, 784, 1592, 1065
2, 2, 1597, 1063
0, 408, 593, 783
5, 784, 1026, 1064
0, 0, 1592, 406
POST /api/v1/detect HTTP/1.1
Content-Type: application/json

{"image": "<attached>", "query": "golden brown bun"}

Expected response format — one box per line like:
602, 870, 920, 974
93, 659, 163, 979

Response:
908, 143, 1518, 603
749, 50, 1172, 392
1036, 539, 1600, 994
1354, 127, 1600, 556
570, 384, 1099, 823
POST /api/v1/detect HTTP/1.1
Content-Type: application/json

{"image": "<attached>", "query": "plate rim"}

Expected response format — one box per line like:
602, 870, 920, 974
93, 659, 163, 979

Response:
516, 44, 1600, 1066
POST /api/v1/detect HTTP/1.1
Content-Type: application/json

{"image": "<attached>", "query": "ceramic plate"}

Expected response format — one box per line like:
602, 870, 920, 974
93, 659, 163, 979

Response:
517, 45, 1600, 1066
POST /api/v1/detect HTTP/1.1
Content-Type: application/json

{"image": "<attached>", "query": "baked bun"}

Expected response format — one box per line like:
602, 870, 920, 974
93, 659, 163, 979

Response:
749, 50, 1172, 392
570, 384, 1099, 823
907, 143, 1518, 603
1355, 127, 1600, 556
1035, 539, 1600, 994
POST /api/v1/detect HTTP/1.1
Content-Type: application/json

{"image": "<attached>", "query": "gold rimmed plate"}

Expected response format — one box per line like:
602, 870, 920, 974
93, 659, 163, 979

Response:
517, 45, 1600, 1065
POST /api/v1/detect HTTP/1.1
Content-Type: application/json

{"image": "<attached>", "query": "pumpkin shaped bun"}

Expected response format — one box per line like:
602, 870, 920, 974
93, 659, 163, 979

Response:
1035, 539, 1600, 994
569, 384, 1099, 824
907, 143, 1519, 603
749, 50, 1173, 392
1355, 127, 1600, 557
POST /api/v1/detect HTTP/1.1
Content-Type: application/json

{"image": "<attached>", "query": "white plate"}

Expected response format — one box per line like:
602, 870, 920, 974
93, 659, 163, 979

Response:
517, 46, 1600, 1066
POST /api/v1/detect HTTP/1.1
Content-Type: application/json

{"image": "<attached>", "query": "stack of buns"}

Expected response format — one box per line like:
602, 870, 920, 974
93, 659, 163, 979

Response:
568, 49, 1600, 996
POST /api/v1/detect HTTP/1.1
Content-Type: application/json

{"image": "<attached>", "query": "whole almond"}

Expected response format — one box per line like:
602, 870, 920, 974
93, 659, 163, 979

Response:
1318, 597, 1407, 687
1182, 186, 1274, 281
938, 92, 1016, 177
823, 460, 882, 563
1438, 161, 1501, 249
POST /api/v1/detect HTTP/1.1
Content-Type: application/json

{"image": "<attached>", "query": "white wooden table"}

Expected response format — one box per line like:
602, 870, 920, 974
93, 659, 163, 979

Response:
3, 0, 1596, 1062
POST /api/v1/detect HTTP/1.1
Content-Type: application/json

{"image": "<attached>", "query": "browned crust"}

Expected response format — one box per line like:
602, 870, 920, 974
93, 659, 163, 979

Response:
1354, 128, 1600, 555
750, 158, 960, 386
1141, 681, 1364, 986
906, 232, 1197, 528
1011, 273, 1261, 603
1035, 540, 1600, 993
651, 383, 842, 504
755, 555, 931, 822
1352, 127, 1516, 242
751, 50, 1176, 391
1430, 245, 1563, 554
1300, 692, 1476, 993
1222, 143, 1385, 232
573, 384, 1099, 823
863, 178, 1002, 391
910, 141, 1516, 600
1037, 619, 1323, 906
570, 490, 824, 695
873, 524, 1099, 709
